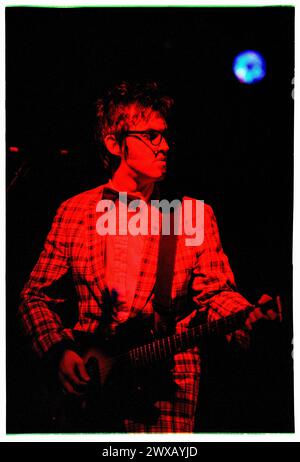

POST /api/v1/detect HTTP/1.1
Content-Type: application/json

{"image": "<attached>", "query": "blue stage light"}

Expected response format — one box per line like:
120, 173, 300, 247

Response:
233, 50, 266, 84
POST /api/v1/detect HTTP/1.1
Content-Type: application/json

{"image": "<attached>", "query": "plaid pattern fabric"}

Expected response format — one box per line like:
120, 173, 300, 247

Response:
124, 372, 200, 433
18, 184, 252, 432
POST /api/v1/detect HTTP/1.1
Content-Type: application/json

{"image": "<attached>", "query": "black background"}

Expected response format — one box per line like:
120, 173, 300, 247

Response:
6, 6, 294, 433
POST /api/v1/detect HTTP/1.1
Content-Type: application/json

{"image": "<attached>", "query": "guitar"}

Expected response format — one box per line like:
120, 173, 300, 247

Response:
53, 296, 282, 432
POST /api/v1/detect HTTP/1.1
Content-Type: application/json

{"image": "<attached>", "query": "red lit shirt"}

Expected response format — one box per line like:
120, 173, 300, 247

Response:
105, 206, 145, 324
104, 181, 150, 325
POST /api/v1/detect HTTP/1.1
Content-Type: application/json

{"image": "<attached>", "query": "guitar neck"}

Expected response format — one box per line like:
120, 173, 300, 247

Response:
129, 306, 253, 367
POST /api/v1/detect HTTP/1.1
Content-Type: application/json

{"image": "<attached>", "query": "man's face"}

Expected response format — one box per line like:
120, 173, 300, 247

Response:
120, 107, 170, 181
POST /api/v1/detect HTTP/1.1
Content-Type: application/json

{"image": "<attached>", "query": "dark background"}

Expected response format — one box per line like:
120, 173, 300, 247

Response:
6, 6, 294, 433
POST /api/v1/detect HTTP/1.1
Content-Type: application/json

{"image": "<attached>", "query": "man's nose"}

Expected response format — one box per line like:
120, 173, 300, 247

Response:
159, 136, 170, 152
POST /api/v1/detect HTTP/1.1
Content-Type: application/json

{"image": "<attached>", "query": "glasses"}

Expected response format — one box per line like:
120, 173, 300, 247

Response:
117, 130, 173, 147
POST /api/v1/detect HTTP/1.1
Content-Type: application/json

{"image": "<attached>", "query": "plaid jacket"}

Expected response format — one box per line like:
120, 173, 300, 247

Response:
19, 184, 252, 365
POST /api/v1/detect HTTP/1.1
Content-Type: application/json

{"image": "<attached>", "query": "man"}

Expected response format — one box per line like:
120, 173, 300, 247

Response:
18, 81, 276, 433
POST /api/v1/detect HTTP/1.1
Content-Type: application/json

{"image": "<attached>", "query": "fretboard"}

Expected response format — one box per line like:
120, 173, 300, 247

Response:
128, 306, 253, 367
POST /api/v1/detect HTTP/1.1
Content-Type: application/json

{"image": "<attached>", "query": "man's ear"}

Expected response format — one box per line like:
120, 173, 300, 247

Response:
104, 135, 123, 157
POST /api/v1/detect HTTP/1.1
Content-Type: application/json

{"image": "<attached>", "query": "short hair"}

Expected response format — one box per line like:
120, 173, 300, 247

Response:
95, 81, 174, 174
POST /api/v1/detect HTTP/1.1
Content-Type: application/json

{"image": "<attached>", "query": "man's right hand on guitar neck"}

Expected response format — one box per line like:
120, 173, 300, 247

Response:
58, 349, 90, 396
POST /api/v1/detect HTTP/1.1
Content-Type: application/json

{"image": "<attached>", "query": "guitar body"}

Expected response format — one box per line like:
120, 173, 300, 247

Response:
57, 323, 172, 432
76, 317, 157, 388
82, 346, 115, 388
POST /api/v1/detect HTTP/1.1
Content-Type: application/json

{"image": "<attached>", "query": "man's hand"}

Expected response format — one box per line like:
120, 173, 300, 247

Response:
245, 294, 278, 331
233, 295, 279, 350
245, 306, 277, 330
58, 349, 90, 396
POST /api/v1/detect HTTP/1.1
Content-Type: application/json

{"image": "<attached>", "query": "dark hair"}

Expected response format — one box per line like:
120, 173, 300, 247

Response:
95, 81, 174, 174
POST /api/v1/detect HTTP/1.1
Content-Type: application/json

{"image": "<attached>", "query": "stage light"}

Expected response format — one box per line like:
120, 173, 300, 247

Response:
8, 146, 20, 153
59, 149, 69, 156
233, 50, 266, 84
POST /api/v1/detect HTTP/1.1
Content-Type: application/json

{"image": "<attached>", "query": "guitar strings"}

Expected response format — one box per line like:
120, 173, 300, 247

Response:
88, 308, 251, 377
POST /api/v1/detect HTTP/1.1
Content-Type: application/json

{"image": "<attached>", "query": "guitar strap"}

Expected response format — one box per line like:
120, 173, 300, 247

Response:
152, 202, 179, 333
